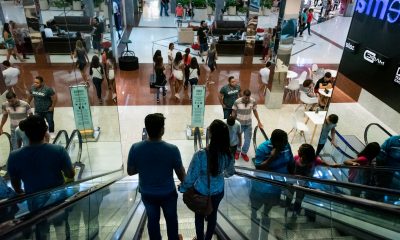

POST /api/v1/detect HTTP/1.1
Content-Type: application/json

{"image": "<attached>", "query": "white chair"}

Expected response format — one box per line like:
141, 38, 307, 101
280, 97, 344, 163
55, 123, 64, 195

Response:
299, 91, 318, 110
285, 78, 300, 101
294, 71, 307, 85
288, 108, 309, 143
311, 64, 318, 72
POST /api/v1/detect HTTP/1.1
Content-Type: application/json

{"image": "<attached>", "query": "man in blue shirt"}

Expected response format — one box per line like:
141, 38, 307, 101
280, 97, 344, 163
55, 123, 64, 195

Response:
250, 129, 293, 240
316, 114, 338, 156
127, 113, 186, 240
374, 135, 400, 189
7, 115, 74, 195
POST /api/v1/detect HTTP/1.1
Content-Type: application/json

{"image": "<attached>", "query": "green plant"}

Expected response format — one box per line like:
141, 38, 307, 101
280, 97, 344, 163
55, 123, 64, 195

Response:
207, 0, 215, 9
177, 0, 190, 7
225, 0, 237, 7
192, 0, 207, 8
94, 0, 103, 8
261, 0, 273, 9
52, 0, 72, 8
237, 6, 248, 13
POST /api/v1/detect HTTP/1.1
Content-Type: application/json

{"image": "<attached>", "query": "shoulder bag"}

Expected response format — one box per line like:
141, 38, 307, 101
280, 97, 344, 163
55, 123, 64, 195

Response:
183, 150, 213, 216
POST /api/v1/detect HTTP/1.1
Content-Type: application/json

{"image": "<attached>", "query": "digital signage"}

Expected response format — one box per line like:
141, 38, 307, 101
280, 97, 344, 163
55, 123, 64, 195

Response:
339, 0, 400, 112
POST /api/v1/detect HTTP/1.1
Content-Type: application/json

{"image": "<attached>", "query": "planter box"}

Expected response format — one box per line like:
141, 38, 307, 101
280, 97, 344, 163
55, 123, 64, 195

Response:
238, 11, 246, 16
207, 6, 213, 15
72, 1, 81, 10
263, 7, 271, 16
40, 0, 49, 10
228, 6, 236, 15
193, 8, 208, 22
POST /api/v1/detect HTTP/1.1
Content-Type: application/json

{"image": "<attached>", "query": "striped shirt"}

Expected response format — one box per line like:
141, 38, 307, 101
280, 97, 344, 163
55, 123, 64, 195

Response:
1, 100, 32, 129
232, 97, 257, 126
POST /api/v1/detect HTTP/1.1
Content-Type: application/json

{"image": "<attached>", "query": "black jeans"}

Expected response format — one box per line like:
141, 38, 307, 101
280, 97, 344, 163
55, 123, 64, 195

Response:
223, 108, 232, 119
36, 111, 55, 132
188, 78, 198, 99
92, 77, 103, 99
316, 142, 325, 156
195, 191, 224, 240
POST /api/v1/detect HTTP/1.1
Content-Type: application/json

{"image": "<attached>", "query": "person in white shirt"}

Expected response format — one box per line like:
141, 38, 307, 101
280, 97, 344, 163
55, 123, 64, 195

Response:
259, 61, 271, 95
2, 60, 20, 91
113, 0, 121, 39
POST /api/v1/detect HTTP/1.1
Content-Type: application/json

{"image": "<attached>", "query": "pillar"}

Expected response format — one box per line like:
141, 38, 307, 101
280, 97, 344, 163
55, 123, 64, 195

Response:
84, 0, 95, 17
125, 0, 134, 26
215, 0, 224, 21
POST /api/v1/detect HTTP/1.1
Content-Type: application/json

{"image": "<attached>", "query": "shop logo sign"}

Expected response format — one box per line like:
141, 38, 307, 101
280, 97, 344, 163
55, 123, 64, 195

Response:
344, 38, 359, 53
363, 49, 387, 66
355, 0, 400, 23
394, 67, 400, 84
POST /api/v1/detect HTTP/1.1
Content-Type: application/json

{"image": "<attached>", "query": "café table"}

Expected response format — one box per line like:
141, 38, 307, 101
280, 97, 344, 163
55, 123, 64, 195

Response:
305, 110, 327, 144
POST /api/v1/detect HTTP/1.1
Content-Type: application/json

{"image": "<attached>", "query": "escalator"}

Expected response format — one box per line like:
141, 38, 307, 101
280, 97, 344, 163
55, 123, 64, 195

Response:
1, 128, 400, 239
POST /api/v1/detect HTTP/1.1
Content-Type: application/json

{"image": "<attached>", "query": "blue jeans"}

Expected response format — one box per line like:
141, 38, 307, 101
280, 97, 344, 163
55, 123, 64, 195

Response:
195, 191, 224, 240
160, 2, 169, 16
36, 111, 54, 133
141, 190, 178, 240
156, 86, 166, 100
200, 43, 209, 54
10, 128, 17, 150
240, 124, 252, 154
223, 108, 232, 119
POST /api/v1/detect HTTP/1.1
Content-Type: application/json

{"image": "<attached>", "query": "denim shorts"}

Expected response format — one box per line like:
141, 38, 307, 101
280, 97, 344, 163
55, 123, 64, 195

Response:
200, 43, 209, 52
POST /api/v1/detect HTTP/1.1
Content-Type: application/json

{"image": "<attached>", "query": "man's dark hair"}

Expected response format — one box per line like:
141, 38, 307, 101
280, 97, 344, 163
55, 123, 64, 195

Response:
6, 91, 16, 99
228, 76, 234, 82
24, 115, 48, 143
2, 60, 11, 67
324, 72, 332, 78
200, 20, 205, 26
328, 114, 339, 124
298, 143, 316, 165
243, 89, 251, 97
35, 76, 44, 83
266, 61, 272, 68
226, 116, 236, 126
270, 129, 288, 151
145, 113, 165, 138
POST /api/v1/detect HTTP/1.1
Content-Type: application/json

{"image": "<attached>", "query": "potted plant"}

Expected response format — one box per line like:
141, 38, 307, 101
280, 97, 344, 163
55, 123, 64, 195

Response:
226, 0, 237, 15
237, 6, 248, 16
192, 0, 208, 22
51, 0, 72, 9
207, 0, 215, 15
261, 0, 273, 16
72, 0, 81, 10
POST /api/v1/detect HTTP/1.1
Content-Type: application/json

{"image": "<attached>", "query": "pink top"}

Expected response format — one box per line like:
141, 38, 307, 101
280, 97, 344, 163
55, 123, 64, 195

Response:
176, 7, 184, 17
348, 156, 368, 182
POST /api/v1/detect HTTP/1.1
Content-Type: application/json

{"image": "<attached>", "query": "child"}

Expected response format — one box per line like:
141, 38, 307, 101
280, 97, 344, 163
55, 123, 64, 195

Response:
287, 144, 335, 215
344, 142, 380, 196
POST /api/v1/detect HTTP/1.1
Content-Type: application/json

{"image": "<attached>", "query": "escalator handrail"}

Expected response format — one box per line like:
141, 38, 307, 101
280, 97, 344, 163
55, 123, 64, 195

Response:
235, 166, 400, 196
0, 166, 124, 210
252, 126, 268, 151
194, 127, 202, 152
52, 130, 69, 145
235, 171, 400, 215
328, 130, 360, 157
364, 123, 393, 145
66, 129, 83, 163
0, 174, 126, 239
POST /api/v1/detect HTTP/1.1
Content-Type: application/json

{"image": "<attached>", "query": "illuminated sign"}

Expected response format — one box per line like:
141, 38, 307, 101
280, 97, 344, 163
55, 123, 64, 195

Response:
363, 49, 388, 66
395, 66, 400, 84
355, 0, 400, 23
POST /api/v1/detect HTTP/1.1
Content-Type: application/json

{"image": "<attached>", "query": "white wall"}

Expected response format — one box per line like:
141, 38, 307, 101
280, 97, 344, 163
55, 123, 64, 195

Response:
358, 89, 400, 134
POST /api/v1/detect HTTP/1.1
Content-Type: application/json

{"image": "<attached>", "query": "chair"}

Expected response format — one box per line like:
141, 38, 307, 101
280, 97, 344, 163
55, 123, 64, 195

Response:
299, 91, 318, 110
311, 64, 318, 72
294, 71, 307, 85
285, 78, 300, 101
288, 108, 309, 143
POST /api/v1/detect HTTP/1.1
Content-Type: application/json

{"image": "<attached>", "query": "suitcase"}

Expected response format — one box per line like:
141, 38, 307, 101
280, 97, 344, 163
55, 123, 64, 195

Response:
119, 50, 139, 71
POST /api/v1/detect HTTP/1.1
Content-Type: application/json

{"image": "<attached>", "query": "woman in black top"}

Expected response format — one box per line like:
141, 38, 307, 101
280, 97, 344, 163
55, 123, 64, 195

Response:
89, 55, 104, 104
154, 56, 167, 103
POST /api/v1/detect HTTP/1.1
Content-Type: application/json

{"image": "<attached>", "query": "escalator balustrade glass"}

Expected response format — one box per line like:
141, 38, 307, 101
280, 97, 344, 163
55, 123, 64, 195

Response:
0, 132, 11, 175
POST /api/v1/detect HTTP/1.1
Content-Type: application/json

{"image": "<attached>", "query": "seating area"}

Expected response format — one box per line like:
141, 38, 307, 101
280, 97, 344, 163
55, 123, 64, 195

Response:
51, 16, 93, 33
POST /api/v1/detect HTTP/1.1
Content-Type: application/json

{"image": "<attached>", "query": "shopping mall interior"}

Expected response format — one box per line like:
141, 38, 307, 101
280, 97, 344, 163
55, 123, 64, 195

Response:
0, 0, 399, 239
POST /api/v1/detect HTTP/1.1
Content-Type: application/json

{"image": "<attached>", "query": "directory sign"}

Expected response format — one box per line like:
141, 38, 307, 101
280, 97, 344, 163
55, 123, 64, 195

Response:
191, 85, 206, 127
339, 0, 400, 112
70, 85, 94, 134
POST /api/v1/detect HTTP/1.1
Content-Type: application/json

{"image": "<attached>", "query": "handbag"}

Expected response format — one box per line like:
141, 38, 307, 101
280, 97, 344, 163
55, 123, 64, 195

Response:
183, 150, 213, 216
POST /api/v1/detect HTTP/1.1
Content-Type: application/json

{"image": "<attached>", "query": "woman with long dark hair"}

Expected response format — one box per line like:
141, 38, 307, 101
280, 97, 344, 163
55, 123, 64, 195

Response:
89, 55, 104, 104
153, 49, 162, 63
172, 52, 184, 100
183, 48, 192, 88
154, 56, 167, 103
3, 23, 24, 62
106, 51, 117, 102
187, 57, 200, 101
72, 40, 89, 85
180, 119, 234, 240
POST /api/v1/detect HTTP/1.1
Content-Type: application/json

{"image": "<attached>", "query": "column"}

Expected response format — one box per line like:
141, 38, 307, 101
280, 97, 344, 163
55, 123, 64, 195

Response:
265, 0, 302, 109
215, 0, 224, 21
125, 0, 134, 26
84, 0, 95, 17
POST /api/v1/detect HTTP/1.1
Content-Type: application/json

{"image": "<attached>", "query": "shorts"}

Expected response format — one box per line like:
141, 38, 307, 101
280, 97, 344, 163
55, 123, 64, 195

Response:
208, 63, 216, 72
77, 62, 86, 71
200, 43, 209, 53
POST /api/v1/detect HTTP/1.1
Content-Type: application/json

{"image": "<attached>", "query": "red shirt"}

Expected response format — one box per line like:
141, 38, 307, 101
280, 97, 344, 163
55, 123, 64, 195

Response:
176, 6, 184, 17
307, 12, 313, 23
348, 156, 368, 182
